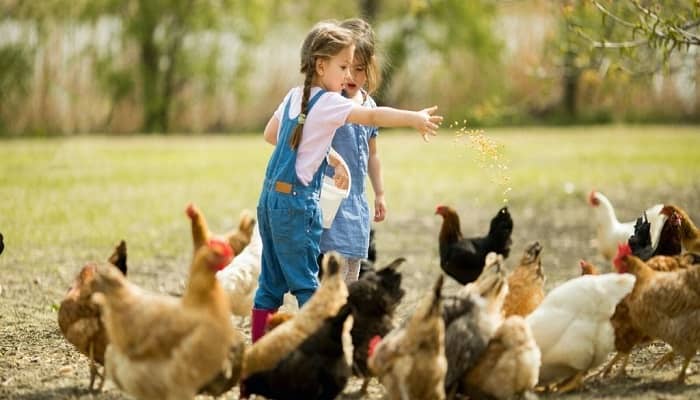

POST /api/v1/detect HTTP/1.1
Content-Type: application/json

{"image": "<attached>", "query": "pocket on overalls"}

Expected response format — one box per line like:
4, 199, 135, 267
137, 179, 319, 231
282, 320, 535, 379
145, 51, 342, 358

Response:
269, 208, 306, 256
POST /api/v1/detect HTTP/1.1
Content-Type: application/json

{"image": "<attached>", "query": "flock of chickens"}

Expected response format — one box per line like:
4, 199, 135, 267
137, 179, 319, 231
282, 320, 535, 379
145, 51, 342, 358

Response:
56, 191, 700, 400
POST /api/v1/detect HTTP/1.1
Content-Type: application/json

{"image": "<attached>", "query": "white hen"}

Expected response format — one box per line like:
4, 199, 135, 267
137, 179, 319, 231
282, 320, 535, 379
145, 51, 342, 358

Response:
216, 222, 262, 317
588, 191, 665, 261
526, 273, 635, 392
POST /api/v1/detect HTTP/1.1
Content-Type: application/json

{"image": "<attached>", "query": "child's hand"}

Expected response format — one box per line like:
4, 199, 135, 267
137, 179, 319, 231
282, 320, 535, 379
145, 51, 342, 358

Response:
373, 194, 387, 222
416, 106, 443, 142
333, 165, 349, 190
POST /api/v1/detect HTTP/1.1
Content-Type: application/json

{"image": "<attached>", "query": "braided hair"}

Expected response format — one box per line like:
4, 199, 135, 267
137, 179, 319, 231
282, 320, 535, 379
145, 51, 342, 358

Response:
340, 18, 381, 95
290, 21, 354, 150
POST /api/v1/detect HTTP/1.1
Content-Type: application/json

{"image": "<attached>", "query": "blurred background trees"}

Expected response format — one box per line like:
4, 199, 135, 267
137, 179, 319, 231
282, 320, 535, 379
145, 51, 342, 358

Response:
0, 0, 697, 135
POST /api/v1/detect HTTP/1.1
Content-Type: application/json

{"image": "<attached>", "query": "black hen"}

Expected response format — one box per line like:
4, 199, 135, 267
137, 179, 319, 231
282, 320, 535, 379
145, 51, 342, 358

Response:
629, 211, 682, 261
242, 304, 354, 400
347, 257, 405, 393
628, 214, 654, 260
435, 205, 513, 284
358, 228, 377, 278
0, 232, 4, 255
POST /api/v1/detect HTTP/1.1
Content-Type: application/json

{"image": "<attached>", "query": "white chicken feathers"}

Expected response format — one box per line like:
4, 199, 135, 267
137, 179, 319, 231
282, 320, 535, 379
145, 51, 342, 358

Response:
526, 273, 635, 384
216, 222, 261, 317
589, 191, 664, 260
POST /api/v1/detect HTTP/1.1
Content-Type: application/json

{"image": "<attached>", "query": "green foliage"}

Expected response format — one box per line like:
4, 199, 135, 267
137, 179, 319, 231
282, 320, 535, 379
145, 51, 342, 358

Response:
569, 1, 700, 71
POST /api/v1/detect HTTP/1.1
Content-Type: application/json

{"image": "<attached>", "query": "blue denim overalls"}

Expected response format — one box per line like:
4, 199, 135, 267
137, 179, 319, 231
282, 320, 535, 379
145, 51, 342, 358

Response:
254, 90, 327, 310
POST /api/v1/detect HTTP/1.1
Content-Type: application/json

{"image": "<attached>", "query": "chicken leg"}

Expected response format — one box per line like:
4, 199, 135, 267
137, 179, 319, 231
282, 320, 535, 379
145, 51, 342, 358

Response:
87, 342, 104, 392
600, 352, 629, 378
556, 371, 586, 393
653, 350, 676, 369
677, 356, 692, 383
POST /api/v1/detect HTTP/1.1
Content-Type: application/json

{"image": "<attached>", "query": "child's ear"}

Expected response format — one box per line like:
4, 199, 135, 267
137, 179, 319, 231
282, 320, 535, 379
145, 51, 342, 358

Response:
315, 58, 325, 77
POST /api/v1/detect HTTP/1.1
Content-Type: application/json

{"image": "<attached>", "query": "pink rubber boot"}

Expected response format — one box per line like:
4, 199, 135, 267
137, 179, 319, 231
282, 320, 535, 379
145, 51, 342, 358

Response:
251, 308, 276, 343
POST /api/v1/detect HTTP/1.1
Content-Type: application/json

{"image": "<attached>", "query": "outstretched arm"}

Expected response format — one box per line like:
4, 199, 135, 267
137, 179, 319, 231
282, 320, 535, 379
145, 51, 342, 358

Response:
346, 105, 442, 142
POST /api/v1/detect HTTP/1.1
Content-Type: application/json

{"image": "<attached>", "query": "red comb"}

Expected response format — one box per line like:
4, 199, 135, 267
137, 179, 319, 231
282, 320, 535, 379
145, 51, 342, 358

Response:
588, 190, 598, 206
186, 203, 197, 219
207, 238, 234, 270
368, 335, 382, 358
613, 243, 632, 272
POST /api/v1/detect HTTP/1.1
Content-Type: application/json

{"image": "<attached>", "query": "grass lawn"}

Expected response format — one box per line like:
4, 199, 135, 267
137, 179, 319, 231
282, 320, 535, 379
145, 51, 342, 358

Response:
1, 125, 698, 271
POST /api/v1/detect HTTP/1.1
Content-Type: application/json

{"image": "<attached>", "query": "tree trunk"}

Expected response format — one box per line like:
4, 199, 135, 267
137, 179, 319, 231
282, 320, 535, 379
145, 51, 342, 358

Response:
562, 49, 579, 118
374, 17, 418, 105
358, 0, 379, 22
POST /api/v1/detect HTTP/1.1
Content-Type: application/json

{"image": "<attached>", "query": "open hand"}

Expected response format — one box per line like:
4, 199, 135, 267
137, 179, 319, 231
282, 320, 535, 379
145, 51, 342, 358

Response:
416, 106, 443, 142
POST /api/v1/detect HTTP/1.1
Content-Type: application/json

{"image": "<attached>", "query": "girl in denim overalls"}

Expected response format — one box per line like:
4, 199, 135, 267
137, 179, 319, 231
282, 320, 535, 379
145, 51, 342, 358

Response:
252, 20, 444, 342
320, 18, 385, 285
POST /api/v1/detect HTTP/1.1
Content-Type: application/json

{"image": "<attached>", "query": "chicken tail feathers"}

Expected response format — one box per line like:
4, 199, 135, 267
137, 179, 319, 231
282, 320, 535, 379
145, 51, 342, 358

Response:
108, 240, 128, 276
322, 251, 343, 278
426, 275, 444, 320
383, 257, 406, 272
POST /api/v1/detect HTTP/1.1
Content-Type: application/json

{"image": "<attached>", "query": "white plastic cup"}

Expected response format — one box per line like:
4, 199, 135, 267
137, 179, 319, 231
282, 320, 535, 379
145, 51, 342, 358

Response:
320, 154, 351, 229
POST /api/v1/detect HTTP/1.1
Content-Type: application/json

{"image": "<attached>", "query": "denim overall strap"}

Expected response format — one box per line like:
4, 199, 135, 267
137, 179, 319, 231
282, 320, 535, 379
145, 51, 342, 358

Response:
262, 89, 326, 188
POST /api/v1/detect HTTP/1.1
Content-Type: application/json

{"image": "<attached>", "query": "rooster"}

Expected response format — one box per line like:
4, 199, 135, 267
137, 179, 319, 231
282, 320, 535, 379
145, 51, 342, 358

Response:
436, 205, 513, 285
661, 204, 700, 252
443, 254, 509, 399
503, 241, 545, 317
241, 251, 348, 384
57, 240, 127, 391
91, 238, 240, 400
347, 257, 405, 394
369, 275, 447, 400
587, 191, 663, 260
241, 304, 354, 400
526, 271, 635, 392
614, 244, 700, 382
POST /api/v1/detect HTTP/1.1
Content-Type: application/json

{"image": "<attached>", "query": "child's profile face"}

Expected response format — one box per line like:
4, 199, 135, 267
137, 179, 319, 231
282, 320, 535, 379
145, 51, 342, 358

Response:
317, 45, 354, 93
343, 61, 367, 99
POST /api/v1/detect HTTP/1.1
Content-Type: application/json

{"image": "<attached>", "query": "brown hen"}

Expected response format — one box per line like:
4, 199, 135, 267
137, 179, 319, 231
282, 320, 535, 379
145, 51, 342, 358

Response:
91, 237, 239, 400
57, 240, 127, 391
503, 241, 545, 317
661, 205, 700, 253
613, 244, 700, 382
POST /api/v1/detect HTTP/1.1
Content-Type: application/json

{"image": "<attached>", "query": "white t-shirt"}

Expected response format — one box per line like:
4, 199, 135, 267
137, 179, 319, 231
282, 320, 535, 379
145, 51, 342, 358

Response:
273, 86, 354, 185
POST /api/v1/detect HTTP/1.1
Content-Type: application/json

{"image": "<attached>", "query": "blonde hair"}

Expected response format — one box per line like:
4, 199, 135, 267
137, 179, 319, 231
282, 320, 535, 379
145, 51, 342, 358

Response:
340, 18, 381, 95
290, 21, 354, 150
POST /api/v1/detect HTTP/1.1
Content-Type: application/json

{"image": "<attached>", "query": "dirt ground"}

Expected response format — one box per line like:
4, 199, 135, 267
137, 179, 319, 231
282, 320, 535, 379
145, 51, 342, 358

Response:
2, 186, 699, 400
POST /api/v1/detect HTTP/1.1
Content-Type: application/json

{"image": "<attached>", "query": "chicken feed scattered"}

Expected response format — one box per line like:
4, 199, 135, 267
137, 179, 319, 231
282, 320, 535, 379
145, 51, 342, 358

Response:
451, 120, 512, 203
